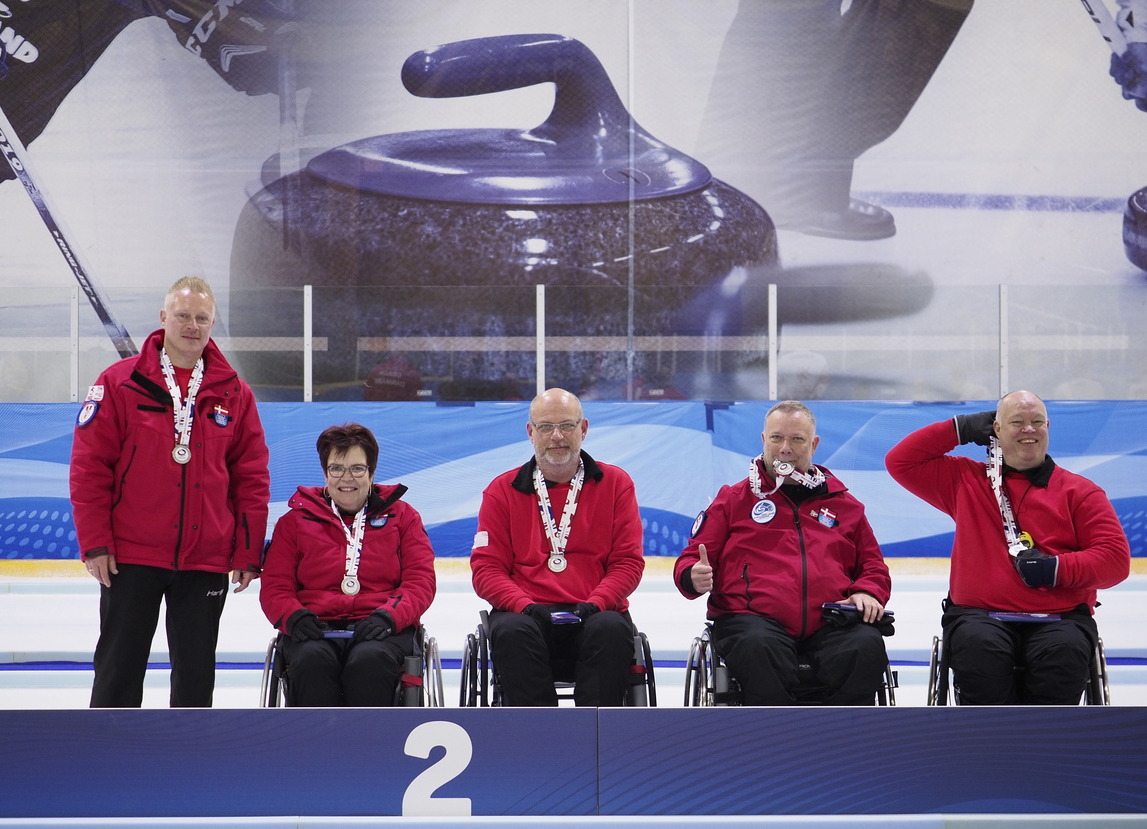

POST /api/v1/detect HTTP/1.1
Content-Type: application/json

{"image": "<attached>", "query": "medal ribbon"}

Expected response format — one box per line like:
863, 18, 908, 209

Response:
330, 499, 367, 583
159, 349, 204, 452
748, 455, 826, 500
986, 437, 1031, 557
534, 461, 585, 569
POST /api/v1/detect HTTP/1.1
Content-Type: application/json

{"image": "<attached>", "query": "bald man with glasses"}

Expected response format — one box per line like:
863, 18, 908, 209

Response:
470, 388, 644, 706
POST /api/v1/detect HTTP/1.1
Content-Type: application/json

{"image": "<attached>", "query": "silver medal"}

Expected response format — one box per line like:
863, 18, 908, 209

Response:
172, 444, 191, 465
341, 575, 360, 595
773, 460, 794, 477
548, 555, 568, 573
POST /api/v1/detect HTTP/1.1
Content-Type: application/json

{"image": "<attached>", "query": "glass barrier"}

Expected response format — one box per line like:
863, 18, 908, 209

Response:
1, 282, 1142, 403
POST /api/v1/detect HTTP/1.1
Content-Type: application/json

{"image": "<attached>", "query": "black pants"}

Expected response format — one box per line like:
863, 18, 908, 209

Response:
90, 563, 228, 708
487, 608, 635, 707
281, 627, 416, 707
942, 603, 1098, 705
713, 613, 888, 705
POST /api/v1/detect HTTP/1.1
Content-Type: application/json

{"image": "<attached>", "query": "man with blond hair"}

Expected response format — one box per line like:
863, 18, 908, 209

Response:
70, 276, 270, 707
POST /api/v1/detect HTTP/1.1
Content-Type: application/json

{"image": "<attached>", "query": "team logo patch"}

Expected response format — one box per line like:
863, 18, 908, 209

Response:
369, 515, 389, 528
76, 400, 99, 427
690, 510, 706, 538
213, 404, 230, 427
751, 499, 776, 524
85, 384, 104, 401
816, 507, 837, 528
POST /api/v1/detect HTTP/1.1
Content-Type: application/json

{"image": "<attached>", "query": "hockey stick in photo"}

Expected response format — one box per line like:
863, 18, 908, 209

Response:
0, 103, 137, 358
1079, 0, 1129, 55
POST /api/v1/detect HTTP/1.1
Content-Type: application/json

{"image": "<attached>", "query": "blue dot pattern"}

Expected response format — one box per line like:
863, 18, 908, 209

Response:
0, 499, 78, 560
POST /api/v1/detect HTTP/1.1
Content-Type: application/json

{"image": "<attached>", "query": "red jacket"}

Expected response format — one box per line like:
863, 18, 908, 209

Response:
674, 460, 891, 639
885, 419, 1130, 613
260, 484, 436, 632
69, 329, 269, 573
471, 452, 644, 613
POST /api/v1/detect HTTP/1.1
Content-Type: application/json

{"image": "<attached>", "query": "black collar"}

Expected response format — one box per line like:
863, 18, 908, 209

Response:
1004, 454, 1056, 487
511, 450, 604, 494
328, 484, 407, 516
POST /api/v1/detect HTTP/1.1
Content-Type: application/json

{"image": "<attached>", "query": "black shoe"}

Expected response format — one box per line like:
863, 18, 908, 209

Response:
1124, 185, 1147, 272
785, 198, 896, 241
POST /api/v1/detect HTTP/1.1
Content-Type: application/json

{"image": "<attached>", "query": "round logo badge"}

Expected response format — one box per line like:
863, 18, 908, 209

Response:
690, 510, 706, 538
751, 499, 777, 524
76, 400, 99, 427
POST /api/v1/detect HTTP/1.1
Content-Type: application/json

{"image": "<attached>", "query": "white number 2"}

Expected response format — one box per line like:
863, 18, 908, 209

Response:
402, 721, 474, 816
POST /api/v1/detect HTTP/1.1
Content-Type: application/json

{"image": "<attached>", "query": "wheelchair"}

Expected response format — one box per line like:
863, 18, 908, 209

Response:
684, 623, 898, 706
459, 609, 657, 707
260, 626, 444, 707
927, 634, 1109, 705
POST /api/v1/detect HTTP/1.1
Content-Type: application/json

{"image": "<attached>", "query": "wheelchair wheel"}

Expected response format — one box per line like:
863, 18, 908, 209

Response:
260, 635, 285, 708
1086, 638, 1110, 706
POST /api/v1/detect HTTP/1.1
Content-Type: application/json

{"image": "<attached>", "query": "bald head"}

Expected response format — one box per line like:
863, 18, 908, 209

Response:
994, 390, 1049, 471
527, 388, 588, 482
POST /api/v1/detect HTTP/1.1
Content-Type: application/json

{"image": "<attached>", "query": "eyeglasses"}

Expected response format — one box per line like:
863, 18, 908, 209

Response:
533, 421, 580, 435
326, 464, 370, 478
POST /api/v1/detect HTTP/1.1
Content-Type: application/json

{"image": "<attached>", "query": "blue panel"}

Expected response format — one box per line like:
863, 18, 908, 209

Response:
598, 708, 1147, 815
6, 400, 1147, 561
0, 709, 598, 818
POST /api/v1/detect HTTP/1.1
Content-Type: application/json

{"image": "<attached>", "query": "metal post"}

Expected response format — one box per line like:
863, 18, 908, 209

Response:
303, 285, 313, 403
536, 284, 545, 396
768, 283, 778, 401
70, 287, 79, 402
999, 283, 1009, 396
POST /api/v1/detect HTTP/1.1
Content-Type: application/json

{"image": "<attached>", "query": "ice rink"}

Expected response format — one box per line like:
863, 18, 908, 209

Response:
2, 559, 1144, 710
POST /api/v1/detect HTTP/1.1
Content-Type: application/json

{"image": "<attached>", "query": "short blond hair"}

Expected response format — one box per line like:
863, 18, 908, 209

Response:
165, 277, 216, 315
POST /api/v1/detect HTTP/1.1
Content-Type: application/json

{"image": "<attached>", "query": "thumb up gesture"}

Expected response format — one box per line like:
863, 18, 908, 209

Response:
690, 543, 714, 594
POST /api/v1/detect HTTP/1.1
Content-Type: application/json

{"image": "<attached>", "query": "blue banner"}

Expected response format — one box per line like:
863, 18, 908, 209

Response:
3, 400, 1145, 560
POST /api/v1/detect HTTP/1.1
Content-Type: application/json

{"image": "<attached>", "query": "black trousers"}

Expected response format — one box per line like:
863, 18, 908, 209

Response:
713, 613, 888, 706
90, 563, 228, 708
281, 627, 416, 707
942, 603, 1098, 705
487, 608, 635, 707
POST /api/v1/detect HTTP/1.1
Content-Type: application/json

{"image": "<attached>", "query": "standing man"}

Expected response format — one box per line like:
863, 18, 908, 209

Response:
470, 388, 644, 706
70, 276, 270, 708
885, 391, 1130, 704
675, 400, 892, 705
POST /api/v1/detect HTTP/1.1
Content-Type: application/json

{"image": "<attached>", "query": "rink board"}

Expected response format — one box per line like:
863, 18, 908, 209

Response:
1, 707, 1145, 818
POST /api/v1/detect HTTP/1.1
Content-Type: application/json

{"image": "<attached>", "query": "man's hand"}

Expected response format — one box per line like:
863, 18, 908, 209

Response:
286, 608, 324, 642
844, 591, 885, 625
573, 602, 600, 620
523, 604, 551, 627
953, 411, 996, 446
1112, 42, 1147, 112
689, 543, 714, 594
85, 553, 117, 588
231, 569, 257, 592
353, 610, 395, 642
1014, 549, 1059, 588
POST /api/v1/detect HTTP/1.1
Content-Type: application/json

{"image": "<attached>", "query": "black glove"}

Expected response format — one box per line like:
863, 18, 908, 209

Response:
1013, 549, 1059, 588
953, 411, 996, 446
286, 608, 323, 642
573, 602, 600, 620
156, 0, 300, 96
523, 604, 552, 626
1111, 42, 1147, 112
353, 610, 395, 642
